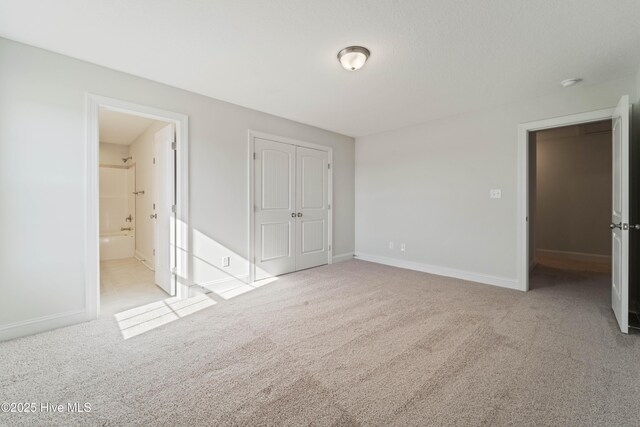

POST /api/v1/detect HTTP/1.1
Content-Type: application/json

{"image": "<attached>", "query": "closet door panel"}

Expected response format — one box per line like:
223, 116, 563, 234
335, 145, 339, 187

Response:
295, 146, 329, 271
254, 138, 296, 279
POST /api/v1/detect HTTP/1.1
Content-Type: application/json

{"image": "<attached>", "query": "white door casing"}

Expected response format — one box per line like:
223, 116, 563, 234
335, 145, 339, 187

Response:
254, 138, 297, 280
154, 123, 176, 295
611, 95, 629, 333
517, 107, 616, 293
296, 147, 329, 271
87, 94, 188, 321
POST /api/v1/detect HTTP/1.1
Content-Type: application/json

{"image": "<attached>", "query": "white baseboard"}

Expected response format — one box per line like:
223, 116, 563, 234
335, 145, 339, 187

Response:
0, 308, 90, 342
354, 253, 521, 291
332, 252, 354, 263
536, 249, 611, 262
134, 251, 155, 271
198, 275, 250, 287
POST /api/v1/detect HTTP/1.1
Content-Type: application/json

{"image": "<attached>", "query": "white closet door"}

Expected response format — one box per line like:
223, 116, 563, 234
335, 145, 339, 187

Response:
254, 138, 296, 280
295, 146, 329, 271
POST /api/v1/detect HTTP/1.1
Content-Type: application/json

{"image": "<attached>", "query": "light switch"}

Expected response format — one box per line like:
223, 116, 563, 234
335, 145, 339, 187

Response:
490, 189, 502, 199
222, 256, 230, 267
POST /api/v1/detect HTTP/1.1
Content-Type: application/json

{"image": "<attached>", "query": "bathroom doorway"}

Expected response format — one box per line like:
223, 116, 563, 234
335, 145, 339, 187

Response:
98, 108, 173, 315
87, 95, 189, 320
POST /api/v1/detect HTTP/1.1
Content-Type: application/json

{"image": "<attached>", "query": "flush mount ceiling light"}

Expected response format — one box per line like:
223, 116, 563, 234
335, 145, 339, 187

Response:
560, 78, 582, 88
337, 46, 370, 71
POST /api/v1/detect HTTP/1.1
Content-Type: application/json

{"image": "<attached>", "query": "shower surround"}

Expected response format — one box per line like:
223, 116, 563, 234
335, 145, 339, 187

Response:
99, 143, 136, 260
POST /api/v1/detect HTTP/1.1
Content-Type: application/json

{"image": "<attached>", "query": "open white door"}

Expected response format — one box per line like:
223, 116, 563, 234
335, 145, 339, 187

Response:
254, 138, 296, 280
611, 95, 630, 333
154, 123, 176, 295
295, 146, 329, 271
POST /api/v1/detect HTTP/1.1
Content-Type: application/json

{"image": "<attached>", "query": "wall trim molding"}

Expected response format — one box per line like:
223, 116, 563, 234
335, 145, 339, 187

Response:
0, 309, 89, 342
134, 250, 147, 262
332, 252, 354, 263
198, 275, 250, 287
134, 251, 155, 271
354, 253, 520, 291
536, 249, 611, 261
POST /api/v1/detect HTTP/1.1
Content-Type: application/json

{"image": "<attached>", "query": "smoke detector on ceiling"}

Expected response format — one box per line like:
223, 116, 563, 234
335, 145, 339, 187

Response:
560, 78, 582, 88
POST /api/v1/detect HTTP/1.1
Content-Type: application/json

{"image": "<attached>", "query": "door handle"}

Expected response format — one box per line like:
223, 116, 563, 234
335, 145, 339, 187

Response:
291, 213, 296, 218
297, 213, 303, 217
610, 222, 640, 230
150, 213, 157, 219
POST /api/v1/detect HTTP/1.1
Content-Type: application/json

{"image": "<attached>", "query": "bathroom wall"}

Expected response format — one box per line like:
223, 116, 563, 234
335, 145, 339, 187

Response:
99, 143, 134, 235
129, 121, 168, 266
99, 143, 130, 166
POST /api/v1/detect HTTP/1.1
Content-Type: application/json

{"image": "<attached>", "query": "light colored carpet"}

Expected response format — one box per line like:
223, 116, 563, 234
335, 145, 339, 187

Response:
1, 260, 639, 426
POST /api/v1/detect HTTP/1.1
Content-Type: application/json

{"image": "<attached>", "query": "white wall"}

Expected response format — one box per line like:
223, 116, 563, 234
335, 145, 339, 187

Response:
99, 142, 134, 237
355, 75, 637, 288
99, 142, 130, 165
129, 121, 167, 264
0, 37, 355, 340
534, 125, 612, 257
99, 166, 133, 234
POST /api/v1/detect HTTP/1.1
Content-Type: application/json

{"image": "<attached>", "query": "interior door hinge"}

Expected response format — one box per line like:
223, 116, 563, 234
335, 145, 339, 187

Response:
328, 163, 331, 169
153, 157, 156, 164
171, 142, 177, 150
253, 152, 256, 160
171, 204, 177, 213
171, 267, 177, 275
328, 204, 331, 210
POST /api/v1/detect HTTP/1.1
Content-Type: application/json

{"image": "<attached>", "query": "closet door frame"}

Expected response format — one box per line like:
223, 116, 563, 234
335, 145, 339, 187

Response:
248, 130, 333, 283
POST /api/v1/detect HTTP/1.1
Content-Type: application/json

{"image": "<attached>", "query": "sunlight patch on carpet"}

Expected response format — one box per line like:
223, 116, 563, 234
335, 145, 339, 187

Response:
114, 294, 216, 339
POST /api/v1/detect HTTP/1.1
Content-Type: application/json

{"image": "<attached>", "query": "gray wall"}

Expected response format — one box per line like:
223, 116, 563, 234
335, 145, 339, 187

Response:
0, 38, 355, 339
355, 75, 636, 285
534, 123, 612, 257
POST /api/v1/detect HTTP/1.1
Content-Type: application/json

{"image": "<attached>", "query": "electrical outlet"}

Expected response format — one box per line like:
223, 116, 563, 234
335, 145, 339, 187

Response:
222, 256, 230, 267
389, 241, 395, 250
400, 243, 406, 252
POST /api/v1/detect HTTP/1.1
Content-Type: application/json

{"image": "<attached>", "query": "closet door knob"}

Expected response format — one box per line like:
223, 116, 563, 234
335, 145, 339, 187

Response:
291, 213, 296, 218
150, 214, 157, 219
297, 213, 303, 217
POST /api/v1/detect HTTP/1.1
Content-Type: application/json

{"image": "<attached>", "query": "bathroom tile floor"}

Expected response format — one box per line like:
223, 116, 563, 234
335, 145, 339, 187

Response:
100, 258, 169, 316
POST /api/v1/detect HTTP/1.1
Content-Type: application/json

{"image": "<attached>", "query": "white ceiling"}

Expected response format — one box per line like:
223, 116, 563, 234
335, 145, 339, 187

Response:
1, 1, 640, 137
99, 109, 157, 145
